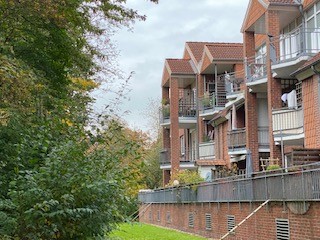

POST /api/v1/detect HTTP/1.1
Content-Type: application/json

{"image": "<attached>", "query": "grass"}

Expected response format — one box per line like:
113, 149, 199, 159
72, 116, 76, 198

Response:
108, 222, 208, 240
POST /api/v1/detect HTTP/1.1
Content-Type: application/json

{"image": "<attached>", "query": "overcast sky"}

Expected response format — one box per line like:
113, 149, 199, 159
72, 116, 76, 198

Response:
94, 0, 249, 133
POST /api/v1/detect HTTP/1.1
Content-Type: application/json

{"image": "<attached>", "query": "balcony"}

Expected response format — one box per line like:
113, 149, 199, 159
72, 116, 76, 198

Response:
159, 148, 196, 170
227, 128, 246, 155
159, 102, 197, 128
272, 107, 304, 145
245, 55, 267, 92
271, 27, 320, 78
199, 141, 215, 160
198, 93, 225, 119
224, 71, 244, 100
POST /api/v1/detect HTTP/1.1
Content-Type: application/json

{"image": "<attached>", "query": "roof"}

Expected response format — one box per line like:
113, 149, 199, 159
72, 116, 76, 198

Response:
241, 0, 300, 32
205, 43, 243, 61
185, 42, 214, 63
292, 52, 320, 75
267, 0, 298, 5
165, 59, 196, 75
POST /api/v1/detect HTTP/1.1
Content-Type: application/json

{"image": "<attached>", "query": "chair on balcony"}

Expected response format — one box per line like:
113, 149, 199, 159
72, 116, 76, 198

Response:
260, 158, 280, 171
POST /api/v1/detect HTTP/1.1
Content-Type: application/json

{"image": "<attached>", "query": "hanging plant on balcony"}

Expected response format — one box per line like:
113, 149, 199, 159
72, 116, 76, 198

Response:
161, 98, 170, 118
162, 105, 170, 118
202, 92, 211, 108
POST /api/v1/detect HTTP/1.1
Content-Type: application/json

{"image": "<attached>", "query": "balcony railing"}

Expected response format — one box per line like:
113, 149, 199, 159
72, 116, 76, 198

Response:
245, 55, 267, 83
227, 128, 246, 151
270, 27, 320, 64
139, 163, 320, 203
198, 93, 224, 112
159, 101, 196, 124
224, 71, 244, 96
179, 103, 196, 118
180, 146, 196, 162
272, 107, 304, 137
160, 148, 171, 165
199, 141, 215, 160
160, 147, 196, 165
159, 106, 170, 125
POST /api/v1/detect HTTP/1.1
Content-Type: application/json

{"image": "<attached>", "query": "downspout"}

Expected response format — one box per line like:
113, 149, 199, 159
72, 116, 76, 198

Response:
296, 0, 305, 53
195, 73, 199, 161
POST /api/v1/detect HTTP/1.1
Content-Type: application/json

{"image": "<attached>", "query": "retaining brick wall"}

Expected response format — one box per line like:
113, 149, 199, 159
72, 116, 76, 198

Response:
140, 202, 320, 239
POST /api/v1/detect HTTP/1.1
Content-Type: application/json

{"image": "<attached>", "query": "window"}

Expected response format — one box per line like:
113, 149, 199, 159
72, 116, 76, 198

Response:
276, 219, 290, 240
157, 210, 160, 222
166, 211, 171, 223
180, 136, 185, 155
188, 213, 194, 228
149, 211, 152, 221
227, 215, 235, 234
205, 213, 212, 230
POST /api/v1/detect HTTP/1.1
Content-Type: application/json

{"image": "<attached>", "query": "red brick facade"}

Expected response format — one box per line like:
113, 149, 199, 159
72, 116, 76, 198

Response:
303, 75, 320, 148
140, 202, 320, 239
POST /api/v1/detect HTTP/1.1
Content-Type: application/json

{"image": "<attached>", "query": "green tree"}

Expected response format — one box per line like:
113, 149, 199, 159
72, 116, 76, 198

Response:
0, 0, 159, 239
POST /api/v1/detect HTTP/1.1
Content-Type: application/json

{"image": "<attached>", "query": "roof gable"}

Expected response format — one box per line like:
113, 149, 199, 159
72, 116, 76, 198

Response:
241, 0, 267, 33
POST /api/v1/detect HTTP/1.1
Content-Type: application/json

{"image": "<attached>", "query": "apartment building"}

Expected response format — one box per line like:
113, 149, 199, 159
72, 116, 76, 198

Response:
141, 0, 320, 239
160, 0, 320, 185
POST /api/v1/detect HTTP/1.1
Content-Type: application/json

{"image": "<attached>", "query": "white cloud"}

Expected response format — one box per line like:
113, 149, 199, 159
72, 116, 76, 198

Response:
94, 0, 249, 132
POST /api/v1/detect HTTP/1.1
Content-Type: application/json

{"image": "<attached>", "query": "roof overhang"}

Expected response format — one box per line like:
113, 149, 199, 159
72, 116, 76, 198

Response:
241, 0, 300, 34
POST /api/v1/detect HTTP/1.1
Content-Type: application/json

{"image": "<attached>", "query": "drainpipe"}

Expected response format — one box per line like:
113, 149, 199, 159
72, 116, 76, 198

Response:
296, 0, 305, 53
195, 73, 199, 161
215, 64, 218, 106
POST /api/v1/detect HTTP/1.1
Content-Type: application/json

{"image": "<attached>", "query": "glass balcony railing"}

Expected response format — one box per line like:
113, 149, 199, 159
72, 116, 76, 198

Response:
245, 55, 267, 83
270, 27, 320, 64
272, 107, 304, 138
199, 141, 215, 160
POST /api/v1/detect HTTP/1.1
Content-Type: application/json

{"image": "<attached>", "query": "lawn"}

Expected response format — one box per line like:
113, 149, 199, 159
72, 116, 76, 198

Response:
108, 223, 208, 240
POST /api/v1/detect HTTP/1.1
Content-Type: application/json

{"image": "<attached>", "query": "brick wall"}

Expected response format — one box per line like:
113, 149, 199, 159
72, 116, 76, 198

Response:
266, 10, 282, 160
245, 88, 260, 171
303, 75, 320, 148
169, 77, 180, 179
140, 202, 320, 239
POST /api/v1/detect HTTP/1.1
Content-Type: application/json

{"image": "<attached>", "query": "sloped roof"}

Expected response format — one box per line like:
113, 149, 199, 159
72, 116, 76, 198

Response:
267, 0, 298, 5
185, 42, 214, 63
205, 43, 243, 61
165, 59, 196, 75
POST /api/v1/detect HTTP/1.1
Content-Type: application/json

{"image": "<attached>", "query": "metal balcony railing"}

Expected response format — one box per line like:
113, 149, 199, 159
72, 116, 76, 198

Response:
199, 141, 215, 160
180, 146, 196, 162
178, 103, 196, 118
159, 148, 171, 165
270, 27, 320, 64
159, 106, 170, 125
224, 71, 244, 95
272, 107, 304, 137
227, 128, 246, 151
159, 147, 196, 165
138, 163, 320, 203
245, 55, 267, 83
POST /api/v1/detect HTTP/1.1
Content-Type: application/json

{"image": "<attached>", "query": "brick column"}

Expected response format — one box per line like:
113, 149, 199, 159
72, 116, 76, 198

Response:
198, 75, 205, 144
266, 10, 282, 160
245, 89, 259, 171
243, 31, 259, 171
162, 87, 171, 186
170, 77, 180, 180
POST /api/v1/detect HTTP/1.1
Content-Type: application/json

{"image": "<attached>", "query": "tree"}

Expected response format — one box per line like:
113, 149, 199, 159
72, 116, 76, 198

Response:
0, 0, 159, 238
